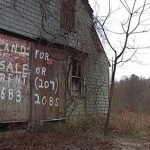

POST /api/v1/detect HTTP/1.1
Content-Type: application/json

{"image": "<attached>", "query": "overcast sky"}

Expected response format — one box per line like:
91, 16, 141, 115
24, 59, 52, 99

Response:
89, 0, 150, 80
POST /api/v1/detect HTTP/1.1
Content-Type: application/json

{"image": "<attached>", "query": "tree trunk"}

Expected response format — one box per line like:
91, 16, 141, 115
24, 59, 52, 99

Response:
104, 59, 117, 134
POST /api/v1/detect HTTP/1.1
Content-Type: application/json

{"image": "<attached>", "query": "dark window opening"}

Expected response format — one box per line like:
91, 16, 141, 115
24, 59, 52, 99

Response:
61, 0, 76, 32
71, 57, 84, 97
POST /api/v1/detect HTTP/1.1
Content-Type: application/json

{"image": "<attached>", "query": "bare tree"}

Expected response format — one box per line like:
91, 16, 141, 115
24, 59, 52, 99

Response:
93, 0, 150, 133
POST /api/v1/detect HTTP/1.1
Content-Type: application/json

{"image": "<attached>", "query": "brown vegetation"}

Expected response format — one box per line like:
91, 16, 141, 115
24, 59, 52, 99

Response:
112, 74, 150, 113
110, 110, 150, 137
0, 130, 114, 150
110, 75, 150, 137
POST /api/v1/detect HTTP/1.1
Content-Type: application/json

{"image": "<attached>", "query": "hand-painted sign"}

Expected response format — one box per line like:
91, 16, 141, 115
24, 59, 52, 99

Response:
0, 34, 67, 123
0, 34, 31, 122
31, 44, 67, 121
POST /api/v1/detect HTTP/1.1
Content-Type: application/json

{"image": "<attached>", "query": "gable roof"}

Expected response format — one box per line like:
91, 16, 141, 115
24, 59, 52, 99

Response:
81, 0, 93, 18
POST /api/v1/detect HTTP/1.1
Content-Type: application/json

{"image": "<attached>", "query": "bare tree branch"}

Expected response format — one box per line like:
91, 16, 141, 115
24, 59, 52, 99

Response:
94, 0, 150, 134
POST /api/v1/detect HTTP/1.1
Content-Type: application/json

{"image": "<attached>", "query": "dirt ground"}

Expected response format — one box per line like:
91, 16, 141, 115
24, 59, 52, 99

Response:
0, 131, 115, 150
0, 130, 150, 150
112, 135, 150, 150
102, 131, 150, 150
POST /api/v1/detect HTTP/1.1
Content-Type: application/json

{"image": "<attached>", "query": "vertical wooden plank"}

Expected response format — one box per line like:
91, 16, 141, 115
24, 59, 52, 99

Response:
31, 44, 67, 121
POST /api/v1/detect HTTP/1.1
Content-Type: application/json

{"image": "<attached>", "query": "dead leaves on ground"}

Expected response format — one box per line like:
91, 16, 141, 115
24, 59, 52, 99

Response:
0, 131, 114, 150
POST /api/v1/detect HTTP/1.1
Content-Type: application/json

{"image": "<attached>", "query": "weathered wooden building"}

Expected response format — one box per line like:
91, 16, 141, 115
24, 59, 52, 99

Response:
0, 0, 109, 123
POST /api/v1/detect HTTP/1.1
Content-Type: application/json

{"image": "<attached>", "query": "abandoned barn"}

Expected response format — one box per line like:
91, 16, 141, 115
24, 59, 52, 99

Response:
0, 0, 109, 123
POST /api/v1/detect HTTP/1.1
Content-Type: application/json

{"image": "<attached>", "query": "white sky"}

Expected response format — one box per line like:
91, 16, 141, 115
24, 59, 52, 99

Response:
89, 0, 150, 80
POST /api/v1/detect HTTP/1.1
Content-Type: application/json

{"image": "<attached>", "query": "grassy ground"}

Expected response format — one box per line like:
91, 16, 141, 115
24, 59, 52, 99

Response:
110, 110, 150, 137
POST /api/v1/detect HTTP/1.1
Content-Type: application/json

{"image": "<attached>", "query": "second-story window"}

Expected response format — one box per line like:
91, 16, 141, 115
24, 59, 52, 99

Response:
61, 0, 76, 32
